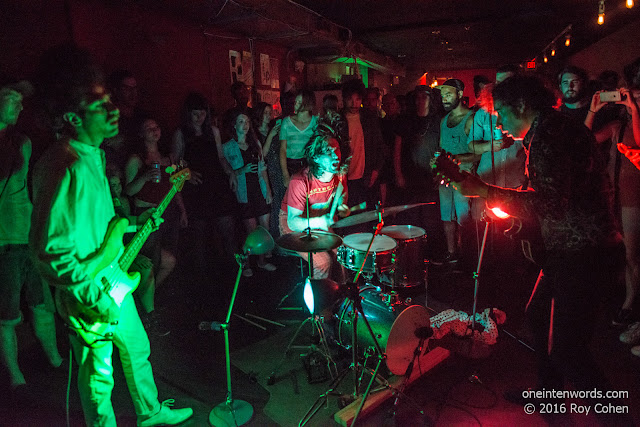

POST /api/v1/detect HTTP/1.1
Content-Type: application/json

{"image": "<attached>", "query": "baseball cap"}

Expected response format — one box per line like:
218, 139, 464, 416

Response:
436, 78, 465, 92
414, 85, 433, 96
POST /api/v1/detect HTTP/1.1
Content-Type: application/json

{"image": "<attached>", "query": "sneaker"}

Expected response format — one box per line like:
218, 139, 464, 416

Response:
612, 309, 634, 327
632, 345, 640, 357
242, 267, 254, 277
257, 262, 276, 271
619, 322, 640, 345
138, 400, 193, 427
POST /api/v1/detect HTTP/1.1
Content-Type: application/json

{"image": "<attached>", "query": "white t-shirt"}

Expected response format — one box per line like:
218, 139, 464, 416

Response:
280, 115, 318, 159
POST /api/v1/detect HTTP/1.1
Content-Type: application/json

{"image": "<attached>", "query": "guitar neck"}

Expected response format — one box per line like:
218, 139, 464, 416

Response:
119, 185, 178, 272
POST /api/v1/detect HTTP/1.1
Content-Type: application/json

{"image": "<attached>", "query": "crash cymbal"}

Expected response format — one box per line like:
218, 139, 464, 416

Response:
331, 203, 433, 228
386, 305, 431, 376
276, 230, 343, 253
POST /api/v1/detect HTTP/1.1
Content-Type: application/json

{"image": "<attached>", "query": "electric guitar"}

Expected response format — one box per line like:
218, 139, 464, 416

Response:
56, 166, 191, 348
433, 151, 544, 265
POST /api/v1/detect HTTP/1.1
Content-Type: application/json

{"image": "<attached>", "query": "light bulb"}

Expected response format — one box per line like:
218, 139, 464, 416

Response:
565, 35, 571, 46
551, 48, 556, 56
627, 0, 633, 8
543, 55, 548, 63
598, 13, 605, 25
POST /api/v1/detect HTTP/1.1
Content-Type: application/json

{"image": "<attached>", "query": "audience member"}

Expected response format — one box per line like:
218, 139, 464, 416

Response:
341, 79, 384, 209
436, 78, 477, 263
125, 118, 187, 289
223, 111, 275, 277
0, 78, 63, 390
322, 93, 339, 117
279, 89, 318, 188
558, 66, 590, 123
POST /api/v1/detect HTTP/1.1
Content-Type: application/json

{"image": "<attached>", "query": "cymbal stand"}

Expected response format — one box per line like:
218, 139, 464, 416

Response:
468, 211, 492, 334
390, 332, 431, 418
299, 203, 388, 427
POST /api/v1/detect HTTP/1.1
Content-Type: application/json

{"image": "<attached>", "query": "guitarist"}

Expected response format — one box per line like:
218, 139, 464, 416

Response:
452, 75, 624, 412
30, 45, 192, 426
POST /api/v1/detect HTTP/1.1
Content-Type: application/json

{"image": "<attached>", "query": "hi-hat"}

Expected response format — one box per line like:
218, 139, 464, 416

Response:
276, 230, 343, 253
332, 203, 433, 228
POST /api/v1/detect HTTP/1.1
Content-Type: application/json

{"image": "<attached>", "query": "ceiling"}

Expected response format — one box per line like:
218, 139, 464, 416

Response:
155, 0, 640, 73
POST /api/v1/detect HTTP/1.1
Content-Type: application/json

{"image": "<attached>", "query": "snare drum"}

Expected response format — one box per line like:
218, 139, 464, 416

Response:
381, 225, 427, 288
337, 233, 396, 273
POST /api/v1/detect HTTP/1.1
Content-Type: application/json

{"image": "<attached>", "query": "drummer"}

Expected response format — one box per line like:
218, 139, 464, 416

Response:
278, 113, 351, 279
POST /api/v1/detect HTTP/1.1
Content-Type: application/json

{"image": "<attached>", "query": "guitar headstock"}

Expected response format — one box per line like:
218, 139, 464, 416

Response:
168, 165, 191, 191
433, 151, 466, 186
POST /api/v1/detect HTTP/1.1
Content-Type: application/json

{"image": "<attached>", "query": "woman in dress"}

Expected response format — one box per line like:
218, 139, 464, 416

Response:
223, 111, 276, 276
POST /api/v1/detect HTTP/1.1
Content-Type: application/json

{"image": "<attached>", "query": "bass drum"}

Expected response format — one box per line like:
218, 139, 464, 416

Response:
337, 287, 431, 375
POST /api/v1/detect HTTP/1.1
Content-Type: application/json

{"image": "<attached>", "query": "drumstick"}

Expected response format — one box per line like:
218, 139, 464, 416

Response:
349, 202, 367, 213
328, 181, 344, 222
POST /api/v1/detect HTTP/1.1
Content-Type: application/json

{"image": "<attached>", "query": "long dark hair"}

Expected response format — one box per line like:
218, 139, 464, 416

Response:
228, 109, 263, 157
179, 92, 214, 140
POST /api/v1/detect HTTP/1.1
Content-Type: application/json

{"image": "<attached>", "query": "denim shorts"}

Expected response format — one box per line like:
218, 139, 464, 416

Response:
0, 244, 55, 323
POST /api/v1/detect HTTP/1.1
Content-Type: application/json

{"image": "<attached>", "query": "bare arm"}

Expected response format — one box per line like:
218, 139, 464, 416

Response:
124, 156, 154, 196
287, 206, 331, 231
280, 139, 290, 187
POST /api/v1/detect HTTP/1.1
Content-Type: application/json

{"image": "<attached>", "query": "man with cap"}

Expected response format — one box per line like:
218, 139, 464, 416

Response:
436, 78, 478, 263
0, 77, 64, 391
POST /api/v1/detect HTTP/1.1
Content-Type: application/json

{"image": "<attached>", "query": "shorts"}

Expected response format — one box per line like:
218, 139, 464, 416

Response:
0, 244, 55, 323
439, 184, 470, 224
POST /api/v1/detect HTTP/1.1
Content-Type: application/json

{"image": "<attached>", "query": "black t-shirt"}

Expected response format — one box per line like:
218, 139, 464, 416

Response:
397, 114, 440, 187
560, 104, 589, 125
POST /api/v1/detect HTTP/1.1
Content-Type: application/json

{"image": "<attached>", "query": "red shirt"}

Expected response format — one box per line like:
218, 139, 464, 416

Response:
281, 167, 348, 225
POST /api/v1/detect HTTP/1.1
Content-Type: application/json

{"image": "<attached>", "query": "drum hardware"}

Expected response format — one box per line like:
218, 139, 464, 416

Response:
331, 202, 433, 228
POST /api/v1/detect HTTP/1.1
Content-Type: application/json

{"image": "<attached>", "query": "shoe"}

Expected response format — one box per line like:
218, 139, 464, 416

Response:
612, 309, 634, 327
257, 262, 276, 271
620, 322, 640, 345
242, 267, 254, 277
632, 345, 640, 357
138, 400, 193, 426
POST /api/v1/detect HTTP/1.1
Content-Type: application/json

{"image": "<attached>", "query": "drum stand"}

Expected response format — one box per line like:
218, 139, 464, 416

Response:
299, 204, 423, 426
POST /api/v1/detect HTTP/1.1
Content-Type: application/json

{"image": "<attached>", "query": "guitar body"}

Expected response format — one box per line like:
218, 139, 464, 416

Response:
56, 217, 141, 348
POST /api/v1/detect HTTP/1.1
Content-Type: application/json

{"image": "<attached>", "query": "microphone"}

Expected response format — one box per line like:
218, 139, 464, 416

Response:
198, 321, 223, 331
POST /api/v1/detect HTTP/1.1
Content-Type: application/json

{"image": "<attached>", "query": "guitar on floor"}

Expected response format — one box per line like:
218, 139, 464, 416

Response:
56, 166, 190, 348
433, 151, 544, 265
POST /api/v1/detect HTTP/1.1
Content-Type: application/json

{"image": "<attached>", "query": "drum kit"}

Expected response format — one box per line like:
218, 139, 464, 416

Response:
274, 202, 435, 426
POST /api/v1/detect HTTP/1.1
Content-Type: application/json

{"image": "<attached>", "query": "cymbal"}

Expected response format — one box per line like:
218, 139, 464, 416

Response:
276, 230, 343, 253
332, 203, 433, 228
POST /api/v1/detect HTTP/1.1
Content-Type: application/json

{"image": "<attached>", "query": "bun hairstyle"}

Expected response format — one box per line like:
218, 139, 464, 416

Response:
304, 110, 351, 178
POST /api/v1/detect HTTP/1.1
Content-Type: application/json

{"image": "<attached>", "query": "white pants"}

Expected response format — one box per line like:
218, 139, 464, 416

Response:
70, 294, 161, 426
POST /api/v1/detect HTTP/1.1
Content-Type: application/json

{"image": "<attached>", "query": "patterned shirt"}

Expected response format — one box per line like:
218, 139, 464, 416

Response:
486, 109, 618, 252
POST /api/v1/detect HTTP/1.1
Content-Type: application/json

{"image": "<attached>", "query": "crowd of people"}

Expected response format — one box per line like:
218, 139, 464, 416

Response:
1, 39, 640, 425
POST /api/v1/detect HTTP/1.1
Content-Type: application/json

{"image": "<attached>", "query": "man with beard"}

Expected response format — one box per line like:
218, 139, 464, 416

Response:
558, 66, 590, 123
435, 79, 478, 263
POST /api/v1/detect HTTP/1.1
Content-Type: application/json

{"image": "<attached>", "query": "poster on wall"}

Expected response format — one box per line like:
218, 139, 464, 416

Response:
260, 54, 271, 86
229, 50, 241, 84
242, 51, 254, 86
270, 58, 280, 89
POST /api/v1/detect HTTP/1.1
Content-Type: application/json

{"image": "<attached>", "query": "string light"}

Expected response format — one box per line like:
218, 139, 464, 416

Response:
598, 0, 605, 25
551, 45, 556, 56
627, 0, 634, 8
565, 34, 571, 46
543, 55, 548, 63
